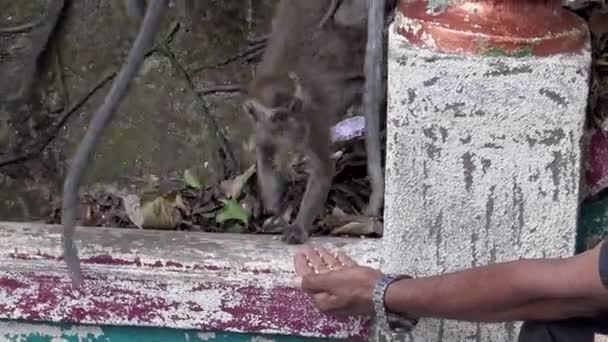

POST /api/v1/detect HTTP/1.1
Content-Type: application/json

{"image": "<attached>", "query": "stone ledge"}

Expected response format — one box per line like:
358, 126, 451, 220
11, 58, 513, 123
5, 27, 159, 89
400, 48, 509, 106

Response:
0, 222, 381, 339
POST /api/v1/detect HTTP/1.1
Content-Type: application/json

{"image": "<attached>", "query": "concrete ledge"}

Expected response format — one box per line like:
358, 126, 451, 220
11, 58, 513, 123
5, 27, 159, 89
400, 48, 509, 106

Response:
0, 222, 381, 339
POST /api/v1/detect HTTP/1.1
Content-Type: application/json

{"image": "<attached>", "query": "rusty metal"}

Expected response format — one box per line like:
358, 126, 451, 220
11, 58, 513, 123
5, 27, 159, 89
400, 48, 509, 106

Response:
396, 0, 589, 56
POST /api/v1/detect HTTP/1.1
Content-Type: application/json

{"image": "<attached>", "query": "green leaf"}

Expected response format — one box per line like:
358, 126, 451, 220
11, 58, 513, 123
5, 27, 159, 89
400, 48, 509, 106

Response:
215, 199, 250, 226
183, 169, 203, 190
227, 223, 247, 234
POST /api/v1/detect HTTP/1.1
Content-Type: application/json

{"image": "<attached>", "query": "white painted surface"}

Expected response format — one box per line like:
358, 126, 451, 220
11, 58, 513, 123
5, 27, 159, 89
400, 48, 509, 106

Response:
382, 16, 591, 342
0, 222, 381, 338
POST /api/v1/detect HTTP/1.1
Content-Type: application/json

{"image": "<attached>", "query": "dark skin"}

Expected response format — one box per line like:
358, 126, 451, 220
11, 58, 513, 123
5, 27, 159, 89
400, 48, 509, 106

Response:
293, 242, 608, 322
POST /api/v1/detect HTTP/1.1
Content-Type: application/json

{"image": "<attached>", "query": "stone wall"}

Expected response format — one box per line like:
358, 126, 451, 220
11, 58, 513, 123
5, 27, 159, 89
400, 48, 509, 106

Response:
0, 0, 276, 220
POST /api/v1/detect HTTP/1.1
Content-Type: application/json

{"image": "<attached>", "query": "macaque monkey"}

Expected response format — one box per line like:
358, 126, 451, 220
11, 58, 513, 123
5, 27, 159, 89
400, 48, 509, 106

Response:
245, 0, 395, 244
62, 0, 168, 289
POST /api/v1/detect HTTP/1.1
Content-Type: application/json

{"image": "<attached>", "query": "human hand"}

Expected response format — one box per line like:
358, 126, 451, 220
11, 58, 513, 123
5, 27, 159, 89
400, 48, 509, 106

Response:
292, 243, 383, 316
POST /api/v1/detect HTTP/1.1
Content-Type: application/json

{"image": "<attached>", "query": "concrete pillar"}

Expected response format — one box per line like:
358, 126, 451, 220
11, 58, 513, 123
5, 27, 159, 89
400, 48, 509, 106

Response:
382, 1, 591, 341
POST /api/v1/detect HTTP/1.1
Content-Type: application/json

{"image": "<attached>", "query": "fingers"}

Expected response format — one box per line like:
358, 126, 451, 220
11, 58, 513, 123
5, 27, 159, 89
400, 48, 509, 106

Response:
299, 244, 326, 274
295, 243, 359, 274
292, 242, 359, 293
294, 252, 315, 276
336, 250, 357, 267
315, 244, 342, 273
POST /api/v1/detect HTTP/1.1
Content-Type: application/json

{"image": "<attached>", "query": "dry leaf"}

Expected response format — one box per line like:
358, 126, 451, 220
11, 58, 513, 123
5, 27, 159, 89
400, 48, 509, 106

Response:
331, 221, 383, 236
331, 207, 347, 217
220, 164, 256, 199
322, 214, 383, 237
122, 194, 144, 229
140, 197, 181, 230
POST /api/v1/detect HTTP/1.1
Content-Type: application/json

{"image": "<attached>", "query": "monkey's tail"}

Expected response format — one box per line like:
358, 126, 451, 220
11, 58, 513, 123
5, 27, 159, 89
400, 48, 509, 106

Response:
61, 0, 168, 289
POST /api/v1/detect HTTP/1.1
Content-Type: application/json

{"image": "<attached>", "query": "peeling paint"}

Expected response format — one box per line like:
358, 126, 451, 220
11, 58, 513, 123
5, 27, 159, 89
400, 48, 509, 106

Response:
0, 223, 379, 340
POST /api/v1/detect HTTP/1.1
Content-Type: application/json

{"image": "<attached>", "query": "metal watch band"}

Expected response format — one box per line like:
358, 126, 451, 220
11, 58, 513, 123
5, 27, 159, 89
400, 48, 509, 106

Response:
372, 274, 418, 335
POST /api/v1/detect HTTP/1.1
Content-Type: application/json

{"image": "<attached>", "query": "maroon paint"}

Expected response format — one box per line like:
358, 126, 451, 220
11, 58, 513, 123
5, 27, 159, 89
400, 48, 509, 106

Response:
396, 0, 588, 56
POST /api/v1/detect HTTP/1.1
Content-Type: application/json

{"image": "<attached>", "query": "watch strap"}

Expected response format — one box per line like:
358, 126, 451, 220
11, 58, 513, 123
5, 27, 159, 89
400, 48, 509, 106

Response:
372, 274, 418, 334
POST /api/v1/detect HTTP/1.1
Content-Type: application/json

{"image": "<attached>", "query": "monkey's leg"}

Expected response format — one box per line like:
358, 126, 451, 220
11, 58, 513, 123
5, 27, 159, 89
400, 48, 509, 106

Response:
126, 0, 147, 19
282, 140, 334, 244
256, 140, 286, 215
62, 0, 168, 289
363, 0, 386, 217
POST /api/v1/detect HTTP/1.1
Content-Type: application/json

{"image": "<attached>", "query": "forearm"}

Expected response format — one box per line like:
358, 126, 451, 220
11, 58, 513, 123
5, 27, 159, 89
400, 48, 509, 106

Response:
476, 297, 600, 322
385, 249, 605, 322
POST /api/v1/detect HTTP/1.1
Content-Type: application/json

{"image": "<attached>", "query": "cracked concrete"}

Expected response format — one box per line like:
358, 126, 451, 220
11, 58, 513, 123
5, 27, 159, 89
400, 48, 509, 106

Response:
382, 14, 591, 342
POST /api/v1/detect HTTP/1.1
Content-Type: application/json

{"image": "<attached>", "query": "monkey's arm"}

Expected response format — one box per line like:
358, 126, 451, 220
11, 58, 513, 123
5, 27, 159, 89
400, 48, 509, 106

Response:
284, 129, 334, 244
255, 139, 285, 215
62, 0, 168, 288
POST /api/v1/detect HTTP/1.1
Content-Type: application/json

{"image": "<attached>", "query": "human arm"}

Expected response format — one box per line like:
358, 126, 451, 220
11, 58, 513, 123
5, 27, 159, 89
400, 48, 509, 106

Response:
296, 241, 608, 322
384, 240, 608, 322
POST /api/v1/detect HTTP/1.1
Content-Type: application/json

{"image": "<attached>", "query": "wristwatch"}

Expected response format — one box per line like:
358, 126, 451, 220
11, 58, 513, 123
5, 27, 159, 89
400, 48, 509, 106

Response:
372, 274, 418, 336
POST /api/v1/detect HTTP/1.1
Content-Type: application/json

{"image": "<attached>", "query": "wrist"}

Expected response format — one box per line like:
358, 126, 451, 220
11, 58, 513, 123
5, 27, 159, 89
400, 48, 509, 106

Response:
384, 276, 413, 314
372, 274, 418, 334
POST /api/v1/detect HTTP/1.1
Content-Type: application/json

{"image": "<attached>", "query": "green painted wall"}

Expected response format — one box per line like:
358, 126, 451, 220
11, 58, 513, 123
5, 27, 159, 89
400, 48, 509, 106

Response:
578, 192, 608, 252
0, 320, 335, 342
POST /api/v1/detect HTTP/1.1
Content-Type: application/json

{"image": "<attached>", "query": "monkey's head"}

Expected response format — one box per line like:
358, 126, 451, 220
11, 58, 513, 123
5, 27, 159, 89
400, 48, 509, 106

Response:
243, 72, 309, 142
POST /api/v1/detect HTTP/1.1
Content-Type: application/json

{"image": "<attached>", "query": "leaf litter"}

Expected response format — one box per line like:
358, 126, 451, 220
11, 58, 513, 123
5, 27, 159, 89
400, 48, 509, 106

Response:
47, 116, 384, 238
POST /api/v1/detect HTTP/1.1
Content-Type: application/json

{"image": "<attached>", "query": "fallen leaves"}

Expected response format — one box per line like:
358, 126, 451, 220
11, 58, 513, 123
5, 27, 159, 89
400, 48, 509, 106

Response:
183, 169, 203, 190
219, 164, 256, 200
47, 118, 384, 238
321, 208, 383, 237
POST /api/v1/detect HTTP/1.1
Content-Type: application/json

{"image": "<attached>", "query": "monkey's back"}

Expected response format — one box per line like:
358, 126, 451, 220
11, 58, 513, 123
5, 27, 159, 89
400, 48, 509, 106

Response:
255, 0, 367, 82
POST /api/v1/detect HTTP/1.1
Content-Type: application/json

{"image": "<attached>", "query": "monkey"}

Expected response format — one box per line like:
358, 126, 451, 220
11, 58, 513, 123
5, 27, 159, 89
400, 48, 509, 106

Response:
244, 0, 396, 244
62, 0, 168, 289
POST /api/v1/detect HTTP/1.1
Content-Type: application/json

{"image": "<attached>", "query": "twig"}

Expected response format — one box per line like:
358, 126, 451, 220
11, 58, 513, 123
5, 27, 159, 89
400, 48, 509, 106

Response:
54, 47, 70, 105
0, 20, 42, 34
247, 34, 269, 45
191, 40, 266, 75
153, 45, 238, 175
198, 84, 244, 96
0, 72, 116, 168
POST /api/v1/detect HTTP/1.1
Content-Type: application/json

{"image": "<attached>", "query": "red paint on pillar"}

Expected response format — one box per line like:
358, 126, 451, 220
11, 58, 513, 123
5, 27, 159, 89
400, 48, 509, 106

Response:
396, 0, 589, 56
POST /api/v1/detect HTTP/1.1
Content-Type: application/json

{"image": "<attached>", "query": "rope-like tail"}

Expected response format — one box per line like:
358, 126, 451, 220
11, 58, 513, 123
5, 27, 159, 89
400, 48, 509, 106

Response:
62, 0, 168, 288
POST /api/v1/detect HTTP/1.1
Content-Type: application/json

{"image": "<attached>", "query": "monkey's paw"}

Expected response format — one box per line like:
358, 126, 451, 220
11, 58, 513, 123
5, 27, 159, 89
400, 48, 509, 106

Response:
281, 224, 309, 244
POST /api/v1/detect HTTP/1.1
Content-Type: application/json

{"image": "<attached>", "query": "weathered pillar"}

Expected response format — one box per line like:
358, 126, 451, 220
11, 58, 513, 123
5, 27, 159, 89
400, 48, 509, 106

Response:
382, 1, 590, 341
